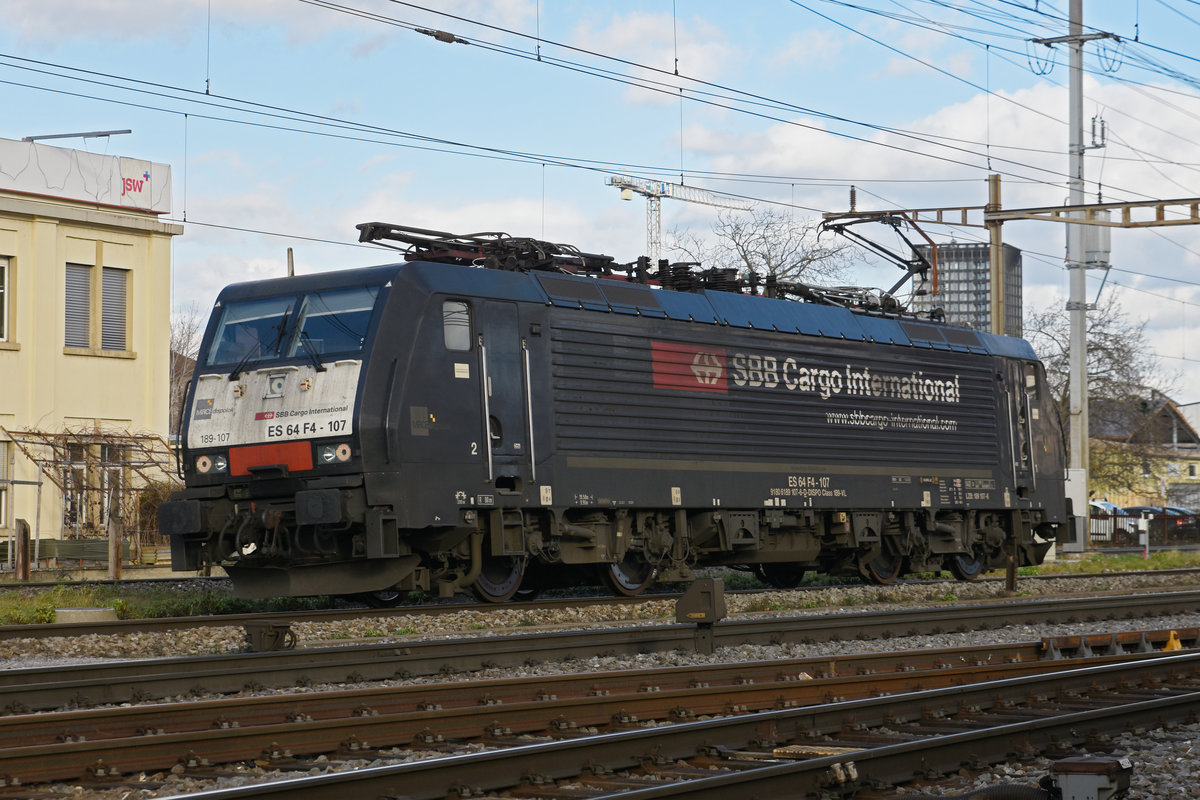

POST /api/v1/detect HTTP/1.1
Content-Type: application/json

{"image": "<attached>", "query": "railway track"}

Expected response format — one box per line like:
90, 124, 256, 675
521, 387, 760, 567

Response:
21, 636, 1199, 798
5, 568, 1199, 641
5, 590, 1200, 714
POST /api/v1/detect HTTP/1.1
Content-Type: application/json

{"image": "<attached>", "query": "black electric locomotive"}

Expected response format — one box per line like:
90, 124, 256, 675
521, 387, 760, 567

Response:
159, 223, 1070, 602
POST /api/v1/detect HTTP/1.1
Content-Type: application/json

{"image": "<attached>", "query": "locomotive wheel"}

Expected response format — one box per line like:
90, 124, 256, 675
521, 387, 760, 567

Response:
513, 573, 541, 601
473, 556, 526, 603
756, 563, 807, 589
358, 589, 404, 608
948, 550, 985, 581
511, 560, 546, 600
600, 553, 656, 596
864, 551, 904, 585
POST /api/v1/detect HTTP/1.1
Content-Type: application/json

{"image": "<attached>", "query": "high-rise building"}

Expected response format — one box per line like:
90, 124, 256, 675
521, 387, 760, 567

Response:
910, 242, 1023, 337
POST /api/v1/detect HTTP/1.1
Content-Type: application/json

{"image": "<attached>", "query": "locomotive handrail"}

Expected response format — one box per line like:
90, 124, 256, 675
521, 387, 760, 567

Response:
478, 335, 494, 483
522, 339, 537, 484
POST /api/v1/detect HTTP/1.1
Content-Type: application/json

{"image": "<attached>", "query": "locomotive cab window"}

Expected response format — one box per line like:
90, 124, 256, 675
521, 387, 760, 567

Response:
206, 296, 295, 366
443, 300, 471, 351
207, 286, 381, 367
287, 286, 379, 357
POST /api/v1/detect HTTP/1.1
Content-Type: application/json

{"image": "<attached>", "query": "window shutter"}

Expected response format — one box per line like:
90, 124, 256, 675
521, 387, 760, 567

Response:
0, 258, 7, 341
65, 263, 91, 348
102, 267, 127, 351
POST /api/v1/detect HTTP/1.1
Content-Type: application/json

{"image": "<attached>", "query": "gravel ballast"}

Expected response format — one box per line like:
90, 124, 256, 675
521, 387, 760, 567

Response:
3, 572, 1198, 798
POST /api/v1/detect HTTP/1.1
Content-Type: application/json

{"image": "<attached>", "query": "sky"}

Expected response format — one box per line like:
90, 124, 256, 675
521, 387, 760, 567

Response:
6, 1, 1200, 397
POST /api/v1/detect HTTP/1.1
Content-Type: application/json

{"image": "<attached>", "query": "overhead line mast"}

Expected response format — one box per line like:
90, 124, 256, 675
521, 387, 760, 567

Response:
1031, 0, 1120, 533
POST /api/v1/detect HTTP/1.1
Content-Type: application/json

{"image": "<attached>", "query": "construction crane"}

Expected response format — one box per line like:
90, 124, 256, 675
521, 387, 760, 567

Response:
607, 175, 753, 262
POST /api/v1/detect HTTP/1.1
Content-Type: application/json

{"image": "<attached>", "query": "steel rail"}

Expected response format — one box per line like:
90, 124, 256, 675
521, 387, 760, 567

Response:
11, 638, 1200, 786
6, 633, 1192, 784
125, 651, 1200, 800
2, 590, 1199, 713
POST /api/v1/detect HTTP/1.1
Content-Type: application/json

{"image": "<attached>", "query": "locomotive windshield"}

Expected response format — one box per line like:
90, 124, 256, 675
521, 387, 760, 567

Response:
206, 285, 380, 367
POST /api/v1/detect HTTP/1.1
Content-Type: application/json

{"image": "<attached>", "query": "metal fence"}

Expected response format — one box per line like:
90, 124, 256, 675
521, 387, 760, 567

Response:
1086, 512, 1200, 551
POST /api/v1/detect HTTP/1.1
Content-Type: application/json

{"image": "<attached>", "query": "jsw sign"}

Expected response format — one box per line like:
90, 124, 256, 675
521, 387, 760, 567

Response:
121, 170, 151, 197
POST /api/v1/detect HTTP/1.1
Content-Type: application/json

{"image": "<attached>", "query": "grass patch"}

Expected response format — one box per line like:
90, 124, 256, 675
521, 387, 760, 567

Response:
1034, 550, 1200, 575
741, 596, 790, 612
714, 569, 764, 590
0, 582, 327, 625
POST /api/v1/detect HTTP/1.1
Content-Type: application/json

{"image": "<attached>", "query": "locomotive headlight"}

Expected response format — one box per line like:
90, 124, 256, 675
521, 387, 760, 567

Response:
195, 454, 229, 474
319, 443, 352, 464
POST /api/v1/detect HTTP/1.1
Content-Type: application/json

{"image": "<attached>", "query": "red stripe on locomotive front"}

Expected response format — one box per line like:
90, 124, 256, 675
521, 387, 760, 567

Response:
229, 441, 313, 476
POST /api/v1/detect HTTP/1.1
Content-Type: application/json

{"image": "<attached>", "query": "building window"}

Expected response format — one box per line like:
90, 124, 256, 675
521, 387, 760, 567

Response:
65, 263, 130, 352
101, 267, 127, 350
1190, 464, 1197, 478
62, 443, 88, 532
65, 263, 91, 348
59, 442, 128, 534
0, 440, 8, 525
98, 444, 125, 524
0, 258, 8, 342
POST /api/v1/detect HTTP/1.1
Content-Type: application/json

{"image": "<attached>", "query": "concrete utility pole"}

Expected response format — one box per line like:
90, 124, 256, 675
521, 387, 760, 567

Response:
1032, 0, 1118, 521
1066, 0, 1089, 484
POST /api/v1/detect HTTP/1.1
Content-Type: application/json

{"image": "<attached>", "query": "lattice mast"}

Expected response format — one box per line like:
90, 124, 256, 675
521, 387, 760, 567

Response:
606, 176, 753, 263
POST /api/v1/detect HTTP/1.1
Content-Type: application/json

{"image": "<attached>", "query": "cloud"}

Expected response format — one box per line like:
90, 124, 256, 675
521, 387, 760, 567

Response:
3, 0, 537, 49
346, 179, 584, 243
2, 1, 200, 44
570, 11, 737, 106
774, 30, 848, 70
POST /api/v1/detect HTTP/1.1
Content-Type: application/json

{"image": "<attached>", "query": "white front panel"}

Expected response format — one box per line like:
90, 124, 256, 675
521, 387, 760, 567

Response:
187, 360, 361, 448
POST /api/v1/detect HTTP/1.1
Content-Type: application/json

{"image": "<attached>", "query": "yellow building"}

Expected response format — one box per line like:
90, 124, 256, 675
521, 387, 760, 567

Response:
0, 135, 182, 559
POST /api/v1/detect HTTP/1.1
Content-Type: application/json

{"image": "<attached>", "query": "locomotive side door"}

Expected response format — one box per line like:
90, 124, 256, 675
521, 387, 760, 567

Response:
1007, 361, 1036, 497
477, 301, 531, 489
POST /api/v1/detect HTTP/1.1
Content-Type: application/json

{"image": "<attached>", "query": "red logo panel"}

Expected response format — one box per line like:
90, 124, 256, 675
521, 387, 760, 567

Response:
652, 342, 727, 393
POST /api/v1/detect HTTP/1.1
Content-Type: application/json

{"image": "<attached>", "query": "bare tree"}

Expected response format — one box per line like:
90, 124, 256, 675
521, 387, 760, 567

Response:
667, 207, 856, 285
169, 302, 205, 437
1024, 292, 1177, 494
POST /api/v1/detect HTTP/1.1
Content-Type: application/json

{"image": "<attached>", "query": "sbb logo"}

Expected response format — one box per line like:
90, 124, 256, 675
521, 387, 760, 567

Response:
652, 342, 727, 394
690, 351, 723, 385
